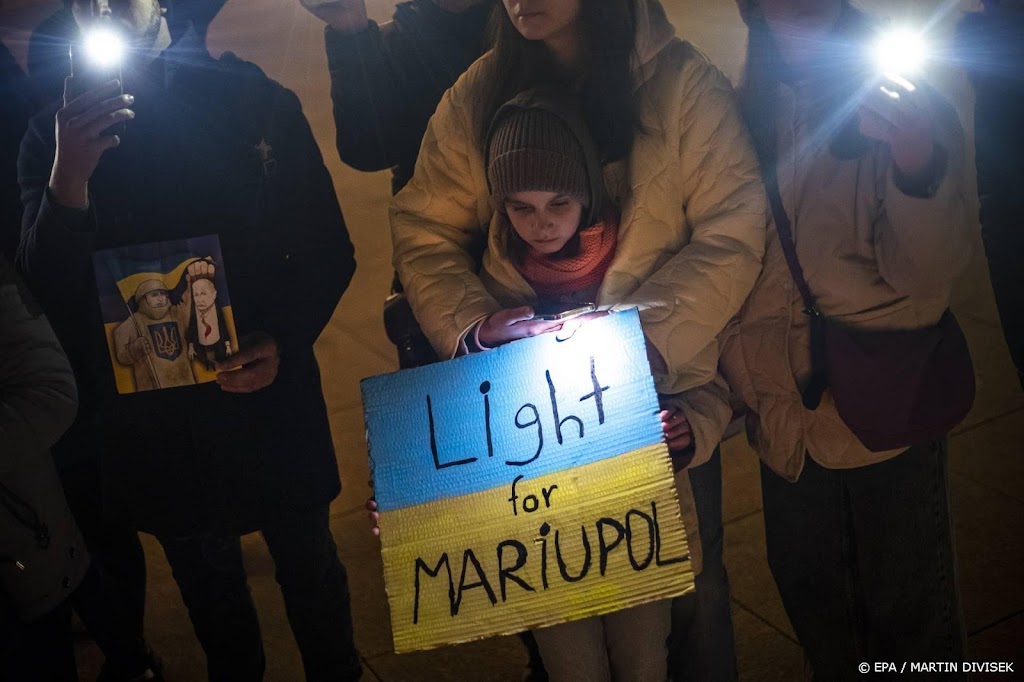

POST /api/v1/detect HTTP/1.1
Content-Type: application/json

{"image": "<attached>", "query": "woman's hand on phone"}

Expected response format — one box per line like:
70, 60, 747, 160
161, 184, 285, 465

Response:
477, 306, 563, 347
49, 78, 134, 209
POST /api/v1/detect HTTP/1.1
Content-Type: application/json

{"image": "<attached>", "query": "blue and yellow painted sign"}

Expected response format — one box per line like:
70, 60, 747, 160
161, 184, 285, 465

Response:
361, 309, 692, 653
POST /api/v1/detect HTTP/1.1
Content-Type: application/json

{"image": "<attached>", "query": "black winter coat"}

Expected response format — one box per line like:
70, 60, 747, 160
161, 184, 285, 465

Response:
958, 10, 1024, 387
325, 0, 491, 194
17, 41, 356, 537
0, 254, 87, 622
1, 42, 35, 262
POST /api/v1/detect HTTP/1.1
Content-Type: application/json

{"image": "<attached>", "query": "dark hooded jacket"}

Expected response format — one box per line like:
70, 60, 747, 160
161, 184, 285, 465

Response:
0, 254, 87, 621
1, 42, 35, 262
17, 34, 355, 536
957, 7, 1024, 387
325, 0, 492, 194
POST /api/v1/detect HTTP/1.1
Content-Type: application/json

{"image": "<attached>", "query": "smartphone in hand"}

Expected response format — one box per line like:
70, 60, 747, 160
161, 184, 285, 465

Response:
68, 41, 125, 136
534, 303, 597, 322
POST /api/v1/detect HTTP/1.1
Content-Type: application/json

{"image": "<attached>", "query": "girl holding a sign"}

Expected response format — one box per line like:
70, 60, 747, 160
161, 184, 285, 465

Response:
390, 1, 768, 678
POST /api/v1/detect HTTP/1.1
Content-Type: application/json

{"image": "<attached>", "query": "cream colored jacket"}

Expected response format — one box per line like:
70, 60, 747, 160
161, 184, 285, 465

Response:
390, 1, 768, 478
719, 81, 973, 481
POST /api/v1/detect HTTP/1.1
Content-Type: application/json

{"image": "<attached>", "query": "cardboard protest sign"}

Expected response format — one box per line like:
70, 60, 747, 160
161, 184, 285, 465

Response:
361, 309, 692, 653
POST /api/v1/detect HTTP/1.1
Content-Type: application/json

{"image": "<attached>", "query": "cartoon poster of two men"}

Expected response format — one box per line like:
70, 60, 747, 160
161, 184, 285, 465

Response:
93, 235, 238, 394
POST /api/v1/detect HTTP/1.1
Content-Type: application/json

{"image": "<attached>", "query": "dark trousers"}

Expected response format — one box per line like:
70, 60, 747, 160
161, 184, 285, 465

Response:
760, 440, 966, 681
72, 561, 155, 678
157, 504, 361, 682
59, 456, 148, 641
0, 593, 77, 681
669, 448, 738, 681
0, 560, 152, 681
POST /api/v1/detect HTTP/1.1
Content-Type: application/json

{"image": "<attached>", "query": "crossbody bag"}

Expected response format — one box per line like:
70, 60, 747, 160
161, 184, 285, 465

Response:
765, 171, 975, 452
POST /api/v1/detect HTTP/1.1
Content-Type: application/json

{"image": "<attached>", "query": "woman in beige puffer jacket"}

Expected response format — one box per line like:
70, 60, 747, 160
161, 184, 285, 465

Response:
391, 1, 767, 679
721, 1, 972, 679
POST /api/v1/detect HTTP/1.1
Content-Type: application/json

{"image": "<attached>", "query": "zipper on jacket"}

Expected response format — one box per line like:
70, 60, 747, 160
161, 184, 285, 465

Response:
0, 482, 51, 549
0, 556, 27, 571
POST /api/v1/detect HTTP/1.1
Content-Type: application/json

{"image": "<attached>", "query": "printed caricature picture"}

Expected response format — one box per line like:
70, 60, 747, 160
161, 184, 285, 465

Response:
94, 236, 239, 394
185, 260, 233, 371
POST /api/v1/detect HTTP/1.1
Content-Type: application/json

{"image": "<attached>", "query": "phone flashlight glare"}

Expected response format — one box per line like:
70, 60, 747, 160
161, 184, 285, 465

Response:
82, 26, 125, 68
871, 28, 928, 85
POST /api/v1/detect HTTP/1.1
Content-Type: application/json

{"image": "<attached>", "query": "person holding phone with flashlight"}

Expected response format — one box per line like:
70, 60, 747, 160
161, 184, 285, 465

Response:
17, 1, 362, 680
716, 1, 973, 678
297, 0, 494, 373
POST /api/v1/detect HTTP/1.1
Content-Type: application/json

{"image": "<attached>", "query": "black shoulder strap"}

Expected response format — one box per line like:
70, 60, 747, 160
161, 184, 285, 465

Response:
765, 170, 816, 314
764, 168, 828, 410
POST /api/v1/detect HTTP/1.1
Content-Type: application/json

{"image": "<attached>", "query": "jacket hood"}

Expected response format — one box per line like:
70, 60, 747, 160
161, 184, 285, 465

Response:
632, 1, 677, 87
484, 87, 605, 230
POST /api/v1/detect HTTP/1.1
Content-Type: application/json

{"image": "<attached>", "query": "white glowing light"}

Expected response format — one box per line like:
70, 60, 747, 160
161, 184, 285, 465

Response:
83, 27, 125, 68
871, 28, 928, 80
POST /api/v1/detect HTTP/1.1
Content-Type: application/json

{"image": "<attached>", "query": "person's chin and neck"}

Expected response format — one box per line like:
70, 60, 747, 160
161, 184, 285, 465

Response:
758, 0, 845, 83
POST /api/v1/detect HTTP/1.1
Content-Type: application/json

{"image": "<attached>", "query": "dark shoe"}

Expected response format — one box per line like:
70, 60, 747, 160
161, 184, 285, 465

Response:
97, 647, 164, 682
518, 630, 548, 682
522, 662, 549, 682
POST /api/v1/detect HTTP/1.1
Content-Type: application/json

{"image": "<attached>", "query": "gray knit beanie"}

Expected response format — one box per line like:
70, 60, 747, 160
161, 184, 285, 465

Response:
487, 107, 591, 214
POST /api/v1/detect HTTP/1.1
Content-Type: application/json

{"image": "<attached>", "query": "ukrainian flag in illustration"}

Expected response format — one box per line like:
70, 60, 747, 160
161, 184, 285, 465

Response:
361, 310, 693, 653
93, 235, 238, 394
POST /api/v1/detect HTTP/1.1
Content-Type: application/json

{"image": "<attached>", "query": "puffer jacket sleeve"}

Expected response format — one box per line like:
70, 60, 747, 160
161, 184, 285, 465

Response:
0, 254, 77, 475
618, 54, 768, 394
389, 62, 499, 358
874, 90, 973, 297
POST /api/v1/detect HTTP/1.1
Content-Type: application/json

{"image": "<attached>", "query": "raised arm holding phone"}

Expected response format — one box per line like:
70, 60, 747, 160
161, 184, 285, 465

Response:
18, 2, 362, 679
717, 2, 974, 678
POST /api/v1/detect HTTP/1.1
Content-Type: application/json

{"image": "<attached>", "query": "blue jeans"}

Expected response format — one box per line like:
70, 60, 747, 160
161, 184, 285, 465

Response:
760, 440, 966, 681
158, 504, 361, 681
669, 448, 738, 681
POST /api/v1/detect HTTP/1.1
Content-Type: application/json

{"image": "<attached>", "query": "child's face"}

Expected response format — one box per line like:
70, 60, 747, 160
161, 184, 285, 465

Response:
505, 191, 584, 256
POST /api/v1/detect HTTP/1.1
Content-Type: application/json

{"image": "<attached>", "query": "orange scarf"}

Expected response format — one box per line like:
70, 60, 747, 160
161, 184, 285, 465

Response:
516, 213, 619, 301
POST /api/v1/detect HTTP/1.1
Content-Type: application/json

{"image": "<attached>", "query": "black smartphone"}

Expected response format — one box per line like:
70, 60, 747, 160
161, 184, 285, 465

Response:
534, 303, 597, 322
68, 41, 125, 136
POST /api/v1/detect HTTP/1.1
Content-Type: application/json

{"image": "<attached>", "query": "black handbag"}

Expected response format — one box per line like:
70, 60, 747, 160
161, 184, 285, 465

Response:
765, 171, 975, 452
383, 289, 438, 369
